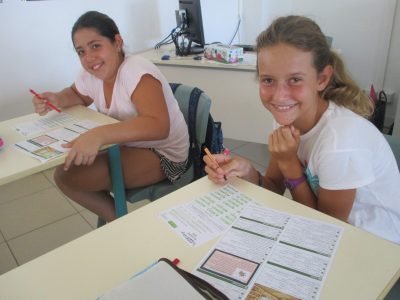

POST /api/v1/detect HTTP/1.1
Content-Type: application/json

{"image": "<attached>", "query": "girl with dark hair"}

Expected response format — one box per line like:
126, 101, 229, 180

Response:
204, 15, 400, 244
32, 11, 189, 223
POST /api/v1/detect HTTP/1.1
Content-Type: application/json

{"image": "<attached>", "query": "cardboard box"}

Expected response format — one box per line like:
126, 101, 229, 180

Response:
204, 44, 243, 64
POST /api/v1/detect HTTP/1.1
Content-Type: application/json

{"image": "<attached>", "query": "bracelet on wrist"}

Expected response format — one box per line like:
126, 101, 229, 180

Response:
283, 174, 306, 191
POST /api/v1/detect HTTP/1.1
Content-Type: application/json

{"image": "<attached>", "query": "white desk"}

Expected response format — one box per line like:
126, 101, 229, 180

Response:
140, 47, 274, 144
0, 176, 398, 300
0, 105, 118, 186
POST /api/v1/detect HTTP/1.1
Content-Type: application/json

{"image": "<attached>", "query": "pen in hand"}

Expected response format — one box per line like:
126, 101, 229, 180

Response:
29, 89, 61, 113
204, 147, 227, 181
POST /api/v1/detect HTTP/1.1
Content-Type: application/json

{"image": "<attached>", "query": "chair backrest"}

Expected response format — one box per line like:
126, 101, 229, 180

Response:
98, 83, 212, 227
123, 84, 211, 201
384, 134, 400, 170
171, 83, 211, 150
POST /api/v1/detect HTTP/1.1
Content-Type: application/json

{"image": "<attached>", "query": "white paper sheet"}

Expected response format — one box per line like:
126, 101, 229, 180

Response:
194, 203, 343, 300
14, 112, 78, 137
14, 120, 100, 163
160, 184, 254, 247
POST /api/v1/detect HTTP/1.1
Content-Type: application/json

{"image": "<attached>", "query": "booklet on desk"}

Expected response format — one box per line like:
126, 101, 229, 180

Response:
98, 258, 228, 300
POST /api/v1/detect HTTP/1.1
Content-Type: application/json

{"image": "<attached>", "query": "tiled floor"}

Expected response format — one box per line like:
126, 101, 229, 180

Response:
0, 138, 270, 276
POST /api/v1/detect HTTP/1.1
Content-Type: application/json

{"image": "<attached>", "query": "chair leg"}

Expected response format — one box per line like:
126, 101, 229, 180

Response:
97, 217, 106, 228
108, 144, 128, 217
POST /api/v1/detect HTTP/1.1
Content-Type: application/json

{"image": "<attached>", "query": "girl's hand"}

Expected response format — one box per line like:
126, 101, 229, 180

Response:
32, 92, 61, 116
203, 154, 254, 184
62, 130, 103, 171
268, 125, 301, 172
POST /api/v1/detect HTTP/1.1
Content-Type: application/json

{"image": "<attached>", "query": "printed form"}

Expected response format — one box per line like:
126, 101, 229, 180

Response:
193, 203, 343, 300
14, 112, 78, 137
160, 184, 254, 247
13, 113, 100, 162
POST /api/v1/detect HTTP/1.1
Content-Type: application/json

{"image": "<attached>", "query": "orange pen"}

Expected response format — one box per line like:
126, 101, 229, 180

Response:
204, 147, 227, 181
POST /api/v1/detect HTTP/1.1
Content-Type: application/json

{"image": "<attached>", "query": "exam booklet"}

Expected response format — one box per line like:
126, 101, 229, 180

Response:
98, 258, 229, 300
193, 203, 343, 300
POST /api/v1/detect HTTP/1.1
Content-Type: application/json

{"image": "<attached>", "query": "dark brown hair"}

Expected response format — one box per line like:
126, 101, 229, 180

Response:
71, 11, 124, 57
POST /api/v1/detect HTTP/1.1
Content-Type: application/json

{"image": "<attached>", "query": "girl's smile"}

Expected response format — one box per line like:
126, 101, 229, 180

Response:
257, 43, 331, 133
73, 28, 123, 83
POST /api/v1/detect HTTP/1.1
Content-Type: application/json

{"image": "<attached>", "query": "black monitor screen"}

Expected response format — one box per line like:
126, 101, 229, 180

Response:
177, 0, 205, 54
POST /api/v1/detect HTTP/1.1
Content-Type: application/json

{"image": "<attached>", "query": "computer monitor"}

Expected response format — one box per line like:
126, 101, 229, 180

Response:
175, 0, 205, 56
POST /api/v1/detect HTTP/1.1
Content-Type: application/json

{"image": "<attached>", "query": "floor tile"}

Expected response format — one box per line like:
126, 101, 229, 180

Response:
223, 138, 248, 152
127, 199, 151, 213
234, 142, 270, 167
283, 188, 293, 199
42, 168, 87, 212
0, 173, 52, 205
253, 162, 266, 175
0, 243, 18, 275
65, 197, 87, 212
79, 199, 151, 229
42, 168, 56, 186
8, 214, 93, 265
0, 187, 76, 240
79, 209, 98, 229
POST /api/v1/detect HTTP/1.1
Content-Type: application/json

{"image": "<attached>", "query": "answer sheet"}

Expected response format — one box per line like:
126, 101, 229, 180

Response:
193, 203, 343, 300
160, 184, 254, 247
14, 120, 100, 162
14, 112, 78, 137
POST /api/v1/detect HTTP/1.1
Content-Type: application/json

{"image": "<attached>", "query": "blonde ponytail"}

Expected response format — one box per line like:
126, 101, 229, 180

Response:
323, 51, 373, 117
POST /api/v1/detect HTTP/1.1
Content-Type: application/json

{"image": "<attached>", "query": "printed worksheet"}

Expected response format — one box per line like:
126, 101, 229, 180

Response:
159, 184, 254, 247
193, 203, 343, 300
14, 112, 78, 137
14, 119, 100, 163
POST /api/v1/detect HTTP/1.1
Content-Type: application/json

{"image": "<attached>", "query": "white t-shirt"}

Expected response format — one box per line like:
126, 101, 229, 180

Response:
75, 55, 189, 162
297, 101, 400, 244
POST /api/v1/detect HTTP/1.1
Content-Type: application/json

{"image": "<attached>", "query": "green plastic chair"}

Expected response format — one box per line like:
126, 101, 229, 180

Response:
384, 134, 400, 170
98, 84, 212, 227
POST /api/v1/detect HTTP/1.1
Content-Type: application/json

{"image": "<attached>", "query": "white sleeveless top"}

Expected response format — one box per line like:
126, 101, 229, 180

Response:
75, 54, 189, 162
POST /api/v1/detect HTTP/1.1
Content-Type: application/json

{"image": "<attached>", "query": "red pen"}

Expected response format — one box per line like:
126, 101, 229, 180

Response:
29, 89, 61, 113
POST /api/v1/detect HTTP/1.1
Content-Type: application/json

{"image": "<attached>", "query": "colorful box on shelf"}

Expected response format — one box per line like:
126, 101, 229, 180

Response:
204, 44, 243, 64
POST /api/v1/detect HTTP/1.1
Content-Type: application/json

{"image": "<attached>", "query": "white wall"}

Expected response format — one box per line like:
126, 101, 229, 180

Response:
238, 0, 396, 93
0, 0, 237, 121
1, 0, 400, 133
385, 1, 400, 137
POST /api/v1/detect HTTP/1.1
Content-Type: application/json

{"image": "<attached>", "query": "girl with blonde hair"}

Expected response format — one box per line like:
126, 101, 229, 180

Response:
205, 15, 400, 244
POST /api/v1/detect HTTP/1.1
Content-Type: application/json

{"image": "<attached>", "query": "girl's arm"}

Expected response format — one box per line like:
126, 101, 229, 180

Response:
89, 74, 169, 145
280, 167, 356, 222
263, 157, 285, 195
63, 74, 169, 170
62, 85, 94, 107
317, 188, 356, 221
268, 126, 356, 221
32, 84, 93, 115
